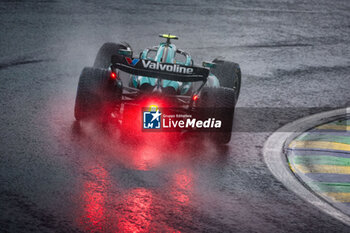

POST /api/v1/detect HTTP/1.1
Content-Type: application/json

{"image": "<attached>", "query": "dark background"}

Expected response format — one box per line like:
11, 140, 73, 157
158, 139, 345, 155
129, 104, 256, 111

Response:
0, 0, 349, 232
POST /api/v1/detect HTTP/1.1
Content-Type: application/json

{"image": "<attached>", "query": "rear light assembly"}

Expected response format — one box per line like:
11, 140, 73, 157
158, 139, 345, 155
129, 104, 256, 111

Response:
110, 71, 117, 80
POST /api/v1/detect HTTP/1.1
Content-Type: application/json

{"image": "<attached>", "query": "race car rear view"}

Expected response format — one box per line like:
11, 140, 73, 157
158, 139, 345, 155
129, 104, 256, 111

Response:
74, 34, 241, 144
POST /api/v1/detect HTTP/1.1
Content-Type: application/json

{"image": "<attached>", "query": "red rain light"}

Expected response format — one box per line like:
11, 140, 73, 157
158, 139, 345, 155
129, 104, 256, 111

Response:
192, 95, 199, 101
110, 72, 117, 80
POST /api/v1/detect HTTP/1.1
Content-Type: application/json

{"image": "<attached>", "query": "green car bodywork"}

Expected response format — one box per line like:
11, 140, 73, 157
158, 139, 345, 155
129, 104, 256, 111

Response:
130, 40, 220, 95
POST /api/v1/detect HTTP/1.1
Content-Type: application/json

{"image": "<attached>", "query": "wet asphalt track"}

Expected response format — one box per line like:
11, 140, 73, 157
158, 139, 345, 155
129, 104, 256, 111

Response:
1, 0, 350, 232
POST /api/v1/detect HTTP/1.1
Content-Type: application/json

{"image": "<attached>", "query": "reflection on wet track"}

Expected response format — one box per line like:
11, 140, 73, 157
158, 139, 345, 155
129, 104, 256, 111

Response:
79, 165, 109, 232
1, 0, 350, 231
70, 120, 204, 232
76, 136, 195, 232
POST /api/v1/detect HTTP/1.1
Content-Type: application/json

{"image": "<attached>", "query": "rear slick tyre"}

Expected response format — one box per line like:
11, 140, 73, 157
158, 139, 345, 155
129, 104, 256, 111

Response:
74, 67, 111, 121
211, 59, 241, 101
197, 87, 236, 144
93, 43, 127, 68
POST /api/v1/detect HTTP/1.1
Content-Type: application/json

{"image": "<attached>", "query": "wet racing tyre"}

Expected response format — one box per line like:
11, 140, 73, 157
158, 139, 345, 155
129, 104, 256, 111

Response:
74, 67, 116, 121
93, 43, 127, 68
211, 59, 241, 101
197, 86, 236, 144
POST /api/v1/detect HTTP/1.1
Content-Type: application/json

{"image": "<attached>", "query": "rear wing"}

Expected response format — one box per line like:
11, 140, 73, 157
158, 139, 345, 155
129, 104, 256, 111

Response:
111, 55, 209, 82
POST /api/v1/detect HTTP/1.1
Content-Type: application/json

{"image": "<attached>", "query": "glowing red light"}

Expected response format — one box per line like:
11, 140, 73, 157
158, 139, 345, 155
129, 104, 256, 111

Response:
192, 95, 199, 101
79, 166, 108, 232
110, 72, 116, 79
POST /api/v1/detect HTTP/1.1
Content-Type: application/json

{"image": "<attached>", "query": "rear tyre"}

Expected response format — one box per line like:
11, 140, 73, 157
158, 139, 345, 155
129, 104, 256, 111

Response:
74, 67, 115, 121
93, 43, 127, 68
197, 87, 236, 144
211, 59, 241, 101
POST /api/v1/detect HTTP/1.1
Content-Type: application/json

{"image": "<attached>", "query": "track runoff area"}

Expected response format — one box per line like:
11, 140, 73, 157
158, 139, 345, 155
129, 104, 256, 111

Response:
288, 117, 350, 214
264, 108, 350, 226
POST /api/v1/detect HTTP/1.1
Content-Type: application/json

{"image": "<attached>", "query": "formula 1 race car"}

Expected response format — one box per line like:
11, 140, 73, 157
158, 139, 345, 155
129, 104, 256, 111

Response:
74, 34, 241, 144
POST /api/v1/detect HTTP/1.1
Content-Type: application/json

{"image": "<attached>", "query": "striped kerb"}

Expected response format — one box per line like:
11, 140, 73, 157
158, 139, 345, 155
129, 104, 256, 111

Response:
287, 119, 350, 210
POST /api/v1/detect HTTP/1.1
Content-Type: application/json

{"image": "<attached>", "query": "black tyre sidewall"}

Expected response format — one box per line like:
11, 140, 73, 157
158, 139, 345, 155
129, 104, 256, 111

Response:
93, 43, 127, 68
74, 67, 111, 120
197, 87, 236, 144
211, 59, 241, 100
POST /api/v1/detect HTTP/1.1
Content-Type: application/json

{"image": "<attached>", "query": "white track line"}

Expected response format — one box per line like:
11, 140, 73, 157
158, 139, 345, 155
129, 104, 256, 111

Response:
263, 107, 350, 226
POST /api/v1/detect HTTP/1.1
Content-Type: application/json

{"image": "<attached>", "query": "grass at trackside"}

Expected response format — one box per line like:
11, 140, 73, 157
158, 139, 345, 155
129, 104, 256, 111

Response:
334, 119, 350, 126
309, 182, 350, 193
295, 134, 350, 145
289, 155, 350, 166
319, 119, 350, 126
288, 118, 350, 202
